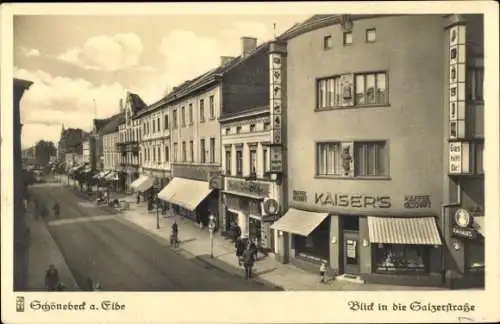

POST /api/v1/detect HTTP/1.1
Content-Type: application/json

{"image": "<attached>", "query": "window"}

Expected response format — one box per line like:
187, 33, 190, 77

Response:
466, 241, 484, 272
355, 72, 387, 106
225, 149, 232, 175
189, 104, 193, 124
165, 145, 169, 162
323, 35, 333, 50
210, 138, 216, 163
263, 147, 269, 173
182, 141, 186, 161
173, 142, 178, 162
374, 244, 429, 274
164, 115, 169, 130
173, 110, 178, 128
200, 99, 205, 122
158, 146, 161, 163
236, 126, 242, 134
157, 117, 160, 132
144, 149, 147, 161
236, 149, 243, 176
225, 127, 230, 135
317, 142, 343, 176
209, 95, 215, 119
354, 141, 388, 177
366, 28, 376, 43
474, 142, 484, 174
467, 67, 484, 101
152, 119, 156, 133
181, 106, 186, 127
343, 31, 353, 45
263, 122, 271, 131
317, 76, 341, 109
153, 146, 156, 162
249, 149, 257, 176
249, 124, 256, 132
189, 140, 194, 162
200, 139, 206, 163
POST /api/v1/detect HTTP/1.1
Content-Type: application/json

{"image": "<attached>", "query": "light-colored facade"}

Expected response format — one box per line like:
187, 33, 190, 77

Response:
269, 14, 484, 287
103, 132, 120, 171
220, 108, 280, 252
82, 138, 91, 164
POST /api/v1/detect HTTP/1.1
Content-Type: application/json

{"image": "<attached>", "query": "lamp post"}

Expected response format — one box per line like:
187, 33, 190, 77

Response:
156, 195, 160, 230
208, 214, 216, 258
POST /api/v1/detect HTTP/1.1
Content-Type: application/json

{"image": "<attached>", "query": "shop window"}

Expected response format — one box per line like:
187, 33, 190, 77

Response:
466, 240, 484, 272
373, 244, 429, 274
343, 31, 353, 45
366, 28, 376, 43
317, 142, 343, 176
200, 99, 205, 122
188, 104, 193, 125
236, 149, 243, 176
225, 149, 232, 175
294, 217, 330, 260
323, 35, 333, 50
354, 141, 388, 177
181, 106, 186, 127
355, 72, 387, 106
467, 67, 484, 102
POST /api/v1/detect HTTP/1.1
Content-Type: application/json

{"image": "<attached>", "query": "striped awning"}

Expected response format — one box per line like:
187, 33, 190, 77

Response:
368, 216, 442, 245
157, 177, 213, 211
473, 216, 485, 236
270, 208, 329, 237
130, 175, 155, 192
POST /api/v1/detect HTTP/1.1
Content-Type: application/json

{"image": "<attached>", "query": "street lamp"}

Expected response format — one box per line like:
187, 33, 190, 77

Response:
156, 195, 160, 230
208, 214, 216, 258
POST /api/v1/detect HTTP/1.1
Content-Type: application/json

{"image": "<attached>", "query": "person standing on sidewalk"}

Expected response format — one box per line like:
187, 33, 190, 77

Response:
235, 237, 245, 266
45, 264, 60, 291
243, 246, 255, 279
320, 261, 327, 283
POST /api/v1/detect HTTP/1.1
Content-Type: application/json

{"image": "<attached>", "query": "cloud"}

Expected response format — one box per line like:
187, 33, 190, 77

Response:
22, 47, 41, 57
14, 67, 127, 148
57, 33, 144, 72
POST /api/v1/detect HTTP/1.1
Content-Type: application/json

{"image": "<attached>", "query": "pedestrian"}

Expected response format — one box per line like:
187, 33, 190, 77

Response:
233, 224, 241, 246
242, 246, 255, 279
235, 237, 245, 266
320, 260, 327, 283
136, 193, 140, 204
249, 237, 258, 261
45, 264, 60, 291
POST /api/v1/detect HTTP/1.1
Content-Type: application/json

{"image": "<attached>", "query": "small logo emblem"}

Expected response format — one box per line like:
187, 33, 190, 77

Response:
16, 296, 25, 312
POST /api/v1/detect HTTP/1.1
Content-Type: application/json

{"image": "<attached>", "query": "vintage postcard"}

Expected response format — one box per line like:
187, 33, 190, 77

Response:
1, 1, 499, 323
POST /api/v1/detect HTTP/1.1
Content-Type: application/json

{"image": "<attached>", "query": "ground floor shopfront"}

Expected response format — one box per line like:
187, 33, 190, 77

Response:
221, 177, 280, 253
272, 210, 446, 286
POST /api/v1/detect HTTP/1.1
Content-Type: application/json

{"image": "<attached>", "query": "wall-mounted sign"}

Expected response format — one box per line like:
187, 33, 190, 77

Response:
451, 208, 477, 240
449, 142, 471, 174
292, 190, 307, 202
262, 198, 280, 215
314, 192, 391, 209
447, 23, 467, 141
269, 145, 283, 173
404, 195, 432, 209
454, 208, 472, 228
269, 48, 283, 146
341, 142, 354, 177
226, 178, 270, 197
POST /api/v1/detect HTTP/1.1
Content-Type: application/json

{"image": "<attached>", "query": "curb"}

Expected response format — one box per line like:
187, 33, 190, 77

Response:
193, 255, 285, 291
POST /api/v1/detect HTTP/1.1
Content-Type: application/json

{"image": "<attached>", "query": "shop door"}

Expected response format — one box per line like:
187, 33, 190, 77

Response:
343, 232, 360, 275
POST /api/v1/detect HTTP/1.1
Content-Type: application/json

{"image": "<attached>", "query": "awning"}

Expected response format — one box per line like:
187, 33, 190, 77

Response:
270, 208, 329, 237
104, 171, 120, 181
157, 177, 213, 211
222, 190, 265, 200
368, 216, 442, 245
130, 175, 155, 192
473, 216, 485, 236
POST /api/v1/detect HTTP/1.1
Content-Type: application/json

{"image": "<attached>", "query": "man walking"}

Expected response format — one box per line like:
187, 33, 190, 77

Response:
242, 246, 255, 279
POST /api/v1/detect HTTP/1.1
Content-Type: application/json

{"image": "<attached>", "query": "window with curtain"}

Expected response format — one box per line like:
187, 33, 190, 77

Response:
355, 72, 387, 105
354, 141, 388, 177
317, 76, 343, 109
316, 142, 342, 176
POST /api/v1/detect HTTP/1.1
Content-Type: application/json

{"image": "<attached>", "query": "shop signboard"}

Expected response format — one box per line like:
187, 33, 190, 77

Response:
451, 208, 478, 240
449, 142, 470, 174
269, 145, 283, 173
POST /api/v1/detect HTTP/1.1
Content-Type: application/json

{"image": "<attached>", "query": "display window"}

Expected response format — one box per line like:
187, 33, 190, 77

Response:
374, 244, 430, 274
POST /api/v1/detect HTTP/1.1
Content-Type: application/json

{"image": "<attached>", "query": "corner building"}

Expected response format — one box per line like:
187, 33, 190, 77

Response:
271, 14, 484, 287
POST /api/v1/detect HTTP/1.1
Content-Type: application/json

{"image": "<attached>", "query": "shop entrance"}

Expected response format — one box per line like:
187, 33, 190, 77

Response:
341, 215, 360, 275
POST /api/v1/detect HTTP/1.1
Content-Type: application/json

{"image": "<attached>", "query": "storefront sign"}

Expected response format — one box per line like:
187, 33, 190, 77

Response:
452, 227, 477, 240
224, 194, 261, 216
314, 193, 391, 209
449, 142, 465, 174
404, 195, 432, 209
173, 164, 219, 182
269, 145, 283, 173
226, 179, 270, 197
451, 208, 477, 240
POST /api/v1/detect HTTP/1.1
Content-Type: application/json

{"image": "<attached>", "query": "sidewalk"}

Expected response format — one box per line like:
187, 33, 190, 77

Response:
117, 204, 444, 291
25, 200, 79, 291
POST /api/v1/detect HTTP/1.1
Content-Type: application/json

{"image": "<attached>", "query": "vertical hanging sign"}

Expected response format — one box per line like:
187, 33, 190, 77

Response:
448, 22, 467, 140
269, 43, 284, 173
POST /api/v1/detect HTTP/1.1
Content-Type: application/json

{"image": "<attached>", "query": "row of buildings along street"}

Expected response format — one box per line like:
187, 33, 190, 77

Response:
17, 14, 485, 290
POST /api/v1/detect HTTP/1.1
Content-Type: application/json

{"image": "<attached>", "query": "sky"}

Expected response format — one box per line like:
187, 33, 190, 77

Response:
14, 14, 309, 149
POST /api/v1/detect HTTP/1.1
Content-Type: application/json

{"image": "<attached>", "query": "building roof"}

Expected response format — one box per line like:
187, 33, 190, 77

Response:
93, 118, 112, 133
135, 41, 271, 118
219, 105, 269, 123
128, 92, 148, 114
100, 112, 125, 135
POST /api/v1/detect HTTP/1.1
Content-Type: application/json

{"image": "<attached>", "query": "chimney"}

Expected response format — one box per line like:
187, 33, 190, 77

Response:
241, 37, 257, 57
220, 56, 235, 66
